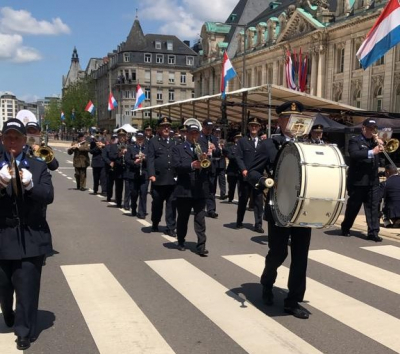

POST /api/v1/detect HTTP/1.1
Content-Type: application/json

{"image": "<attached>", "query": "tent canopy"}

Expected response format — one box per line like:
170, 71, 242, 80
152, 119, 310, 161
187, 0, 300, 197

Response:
313, 113, 348, 132
133, 84, 364, 125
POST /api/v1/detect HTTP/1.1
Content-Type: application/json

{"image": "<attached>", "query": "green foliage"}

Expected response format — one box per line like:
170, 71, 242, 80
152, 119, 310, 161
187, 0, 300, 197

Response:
61, 78, 96, 131
44, 99, 62, 130
142, 119, 181, 131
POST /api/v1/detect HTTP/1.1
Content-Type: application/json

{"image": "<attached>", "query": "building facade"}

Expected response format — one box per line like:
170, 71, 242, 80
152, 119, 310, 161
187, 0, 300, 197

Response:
0, 93, 18, 129
194, 0, 400, 116
90, 18, 199, 130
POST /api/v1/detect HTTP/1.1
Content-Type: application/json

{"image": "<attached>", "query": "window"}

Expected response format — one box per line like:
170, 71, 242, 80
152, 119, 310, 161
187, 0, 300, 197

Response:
157, 71, 163, 83
124, 53, 130, 62
169, 72, 175, 83
144, 53, 152, 63
125, 108, 130, 116
155, 41, 162, 49
338, 47, 345, 73
168, 89, 175, 102
156, 54, 164, 64
124, 90, 130, 99
167, 40, 173, 50
145, 70, 151, 82
192, 90, 195, 99
375, 56, 385, 66
131, 70, 136, 82
168, 55, 176, 65
376, 86, 383, 111
145, 88, 151, 100
354, 89, 361, 108
157, 90, 163, 101
180, 72, 187, 84
354, 44, 362, 70
124, 70, 130, 82
144, 110, 150, 118
186, 56, 194, 66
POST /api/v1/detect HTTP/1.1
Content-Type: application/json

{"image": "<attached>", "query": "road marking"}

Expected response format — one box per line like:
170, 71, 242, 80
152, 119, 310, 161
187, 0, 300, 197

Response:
67, 177, 73, 180
146, 258, 321, 354
308, 249, 400, 294
61, 263, 174, 354
137, 219, 151, 227
161, 234, 176, 242
224, 254, 400, 353
66, 160, 73, 164
361, 245, 400, 260
0, 310, 20, 354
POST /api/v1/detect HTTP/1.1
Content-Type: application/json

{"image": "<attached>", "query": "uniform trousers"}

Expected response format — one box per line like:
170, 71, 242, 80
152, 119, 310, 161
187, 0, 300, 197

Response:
74, 167, 87, 189
0, 256, 44, 338
261, 223, 311, 307
129, 177, 149, 218
123, 179, 130, 209
206, 175, 217, 213
92, 167, 106, 194
227, 175, 238, 201
151, 185, 176, 231
236, 179, 263, 227
215, 168, 226, 197
176, 197, 207, 252
106, 170, 123, 206
341, 185, 380, 238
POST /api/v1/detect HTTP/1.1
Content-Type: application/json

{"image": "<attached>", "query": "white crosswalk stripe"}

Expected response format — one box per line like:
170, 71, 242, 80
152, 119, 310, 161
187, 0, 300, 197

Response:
146, 258, 321, 354
61, 263, 175, 354
223, 253, 400, 353
361, 245, 400, 260
308, 249, 400, 294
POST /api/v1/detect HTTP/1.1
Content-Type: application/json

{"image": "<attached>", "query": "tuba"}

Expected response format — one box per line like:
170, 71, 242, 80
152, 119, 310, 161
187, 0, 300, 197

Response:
183, 118, 211, 169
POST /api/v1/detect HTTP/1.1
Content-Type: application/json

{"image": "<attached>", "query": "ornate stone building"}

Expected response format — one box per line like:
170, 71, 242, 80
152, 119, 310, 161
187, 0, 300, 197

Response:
194, 0, 400, 115
62, 47, 86, 94
90, 18, 199, 130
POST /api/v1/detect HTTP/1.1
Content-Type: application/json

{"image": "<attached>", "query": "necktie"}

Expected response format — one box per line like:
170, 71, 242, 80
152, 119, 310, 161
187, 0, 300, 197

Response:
253, 138, 257, 148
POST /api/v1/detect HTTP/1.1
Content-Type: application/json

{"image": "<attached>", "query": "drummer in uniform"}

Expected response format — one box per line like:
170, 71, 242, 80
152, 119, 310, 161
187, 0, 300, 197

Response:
306, 124, 324, 144
248, 101, 311, 319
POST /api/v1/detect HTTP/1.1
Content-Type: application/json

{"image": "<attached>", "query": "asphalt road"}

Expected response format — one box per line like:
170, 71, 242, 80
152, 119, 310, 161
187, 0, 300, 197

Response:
2, 144, 400, 354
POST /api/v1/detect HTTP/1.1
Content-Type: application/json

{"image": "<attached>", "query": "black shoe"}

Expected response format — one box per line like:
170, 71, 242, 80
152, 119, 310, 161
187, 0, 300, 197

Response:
137, 215, 145, 220
235, 223, 243, 229
197, 249, 209, 257
367, 235, 383, 242
220, 195, 227, 200
248, 207, 254, 212
177, 244, 186, 251
228, 199, 233, 203
151, 224, 159, 232
165, 229, 177, 237
80, 187, 87, 191
254, 226, 264, 233
17, 337, 31, 350
132, 210, 137, 217
341, 228, 350, 237
262, 287, 274, 306
116, 204, 122, 208
207, 212, 218, 218
284, 304, 309, 319
106, 198, 111, 202
2, 310, 14, 327
90, 192, 98, 195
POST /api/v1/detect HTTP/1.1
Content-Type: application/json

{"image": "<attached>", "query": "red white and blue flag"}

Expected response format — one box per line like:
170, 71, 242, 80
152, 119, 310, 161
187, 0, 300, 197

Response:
220, 51, 237, 98
356, 0, 400, 69
85, 100, 95, 115
108, 92, 118, 111
285, 51, 297, 90
134, 84, 145, 109
285, 50, 308, 92
60, 111, 65, 121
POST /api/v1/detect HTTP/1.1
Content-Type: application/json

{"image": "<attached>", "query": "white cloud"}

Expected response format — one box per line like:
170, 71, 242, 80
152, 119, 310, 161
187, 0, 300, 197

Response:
140, 0, 237, 39
19, 94, 41, 103
0, 7, 70, 35
0, 33, 41, 63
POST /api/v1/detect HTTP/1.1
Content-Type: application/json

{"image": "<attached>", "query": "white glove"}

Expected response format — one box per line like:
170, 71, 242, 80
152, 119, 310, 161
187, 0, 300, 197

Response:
21, 168, 33, 191
0, 165, 11, 188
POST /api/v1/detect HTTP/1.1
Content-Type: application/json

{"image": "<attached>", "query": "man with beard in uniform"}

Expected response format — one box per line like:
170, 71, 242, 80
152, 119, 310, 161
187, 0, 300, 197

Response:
199, 119, 221, 218
147, 117, 177, 236
248, 101, 312, 319
341, 118, 383, 242
235, 117, 264, 233
223, 133, 241, 203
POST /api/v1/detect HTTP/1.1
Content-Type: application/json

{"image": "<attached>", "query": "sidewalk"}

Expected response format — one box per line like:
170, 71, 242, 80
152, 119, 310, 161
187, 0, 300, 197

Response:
335, 215, 400, 242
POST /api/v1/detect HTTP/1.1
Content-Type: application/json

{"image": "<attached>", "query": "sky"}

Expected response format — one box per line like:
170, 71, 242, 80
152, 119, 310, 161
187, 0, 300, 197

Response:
0, 0, 238, 103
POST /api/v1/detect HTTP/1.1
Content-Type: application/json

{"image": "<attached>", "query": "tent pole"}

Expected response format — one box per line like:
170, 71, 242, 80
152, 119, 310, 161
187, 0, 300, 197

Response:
268, 84, 272, 137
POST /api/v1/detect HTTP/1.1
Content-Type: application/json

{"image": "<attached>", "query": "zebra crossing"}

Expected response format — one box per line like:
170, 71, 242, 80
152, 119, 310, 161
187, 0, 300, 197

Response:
1, 244, 395, 354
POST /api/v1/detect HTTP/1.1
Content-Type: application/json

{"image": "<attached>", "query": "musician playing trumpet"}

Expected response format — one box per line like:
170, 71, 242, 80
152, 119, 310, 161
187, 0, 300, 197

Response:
341, 118, 384, 242
68, 132, 90, 191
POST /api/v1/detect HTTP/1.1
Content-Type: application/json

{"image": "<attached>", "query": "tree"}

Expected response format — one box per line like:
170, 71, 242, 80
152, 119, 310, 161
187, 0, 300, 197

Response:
44, 99, 62, 131
62, 78, 96, 132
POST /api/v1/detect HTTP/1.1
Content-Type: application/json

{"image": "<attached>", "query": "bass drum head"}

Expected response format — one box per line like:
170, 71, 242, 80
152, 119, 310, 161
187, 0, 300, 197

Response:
272, 143, 301, 227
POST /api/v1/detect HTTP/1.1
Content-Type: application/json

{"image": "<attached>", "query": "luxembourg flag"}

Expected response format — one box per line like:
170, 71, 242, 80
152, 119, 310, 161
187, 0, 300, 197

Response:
285, 51, 297, 91
220, 51, 237, 98
85, 100, 95, 115
108, 92, 118, 111
356, 0, 400, 69
134, 84, 145, 109
60, 111, 65, 121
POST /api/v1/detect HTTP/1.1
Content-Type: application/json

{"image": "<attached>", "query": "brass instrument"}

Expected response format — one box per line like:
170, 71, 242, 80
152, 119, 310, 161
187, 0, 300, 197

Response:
183, 118, 211, 169
34, 146, 55, 163
373, 128, 399, 170
137, 146, 145, 175
9, 152, 23, 197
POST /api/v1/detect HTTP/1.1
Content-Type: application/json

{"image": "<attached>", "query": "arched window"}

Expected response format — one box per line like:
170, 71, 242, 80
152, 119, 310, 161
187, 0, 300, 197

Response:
335, 91, 343, 102
375, 86, 383, 111
355, 89, 361, 108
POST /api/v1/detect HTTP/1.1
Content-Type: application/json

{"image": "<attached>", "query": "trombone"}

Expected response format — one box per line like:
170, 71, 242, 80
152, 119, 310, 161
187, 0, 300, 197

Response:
373, 128, 399, 170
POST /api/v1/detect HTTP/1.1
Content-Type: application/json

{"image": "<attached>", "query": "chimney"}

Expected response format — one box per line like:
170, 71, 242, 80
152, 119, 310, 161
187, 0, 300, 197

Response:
183, 40, 190, 47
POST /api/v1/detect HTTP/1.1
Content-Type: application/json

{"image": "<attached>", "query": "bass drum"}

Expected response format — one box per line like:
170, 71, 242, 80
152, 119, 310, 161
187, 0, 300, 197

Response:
271, 142, 347, 228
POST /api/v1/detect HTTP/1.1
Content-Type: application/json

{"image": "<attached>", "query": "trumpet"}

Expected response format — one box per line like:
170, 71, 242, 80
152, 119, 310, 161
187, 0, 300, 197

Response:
34, 146, 55, 163
72, 140, 86, 149
136, 147, 145, 175
194, 141, 211, 168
